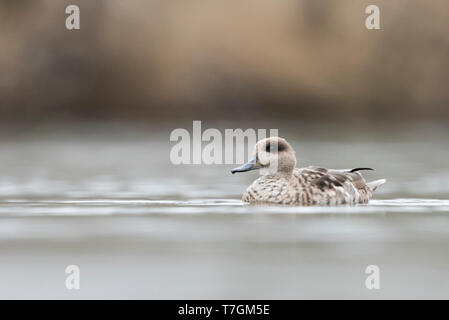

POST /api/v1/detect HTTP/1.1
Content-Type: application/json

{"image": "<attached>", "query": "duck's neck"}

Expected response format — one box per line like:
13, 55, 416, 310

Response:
276, 171, 294, 178
260, 168, 293, 177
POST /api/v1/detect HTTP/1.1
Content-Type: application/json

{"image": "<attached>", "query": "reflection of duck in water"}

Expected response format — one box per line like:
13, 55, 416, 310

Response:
231, 137, 386, 206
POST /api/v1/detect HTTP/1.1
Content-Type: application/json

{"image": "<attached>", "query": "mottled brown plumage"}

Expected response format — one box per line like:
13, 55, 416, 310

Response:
232, 137, 386, 206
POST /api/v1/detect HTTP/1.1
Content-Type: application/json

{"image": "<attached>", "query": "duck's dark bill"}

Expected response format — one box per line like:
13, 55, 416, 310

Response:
231, 156, 261, 174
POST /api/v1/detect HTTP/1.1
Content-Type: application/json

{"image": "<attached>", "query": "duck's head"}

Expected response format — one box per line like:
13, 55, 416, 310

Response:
231, 137, 296, 176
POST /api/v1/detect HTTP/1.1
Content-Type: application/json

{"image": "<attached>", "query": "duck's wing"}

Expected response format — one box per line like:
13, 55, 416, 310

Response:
295, 166, 384, 204
326, 168, 386, 192
304, 166, 380, 189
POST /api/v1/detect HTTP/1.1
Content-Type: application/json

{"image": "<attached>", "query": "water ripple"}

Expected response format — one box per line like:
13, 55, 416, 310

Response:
0, 198, 448, 216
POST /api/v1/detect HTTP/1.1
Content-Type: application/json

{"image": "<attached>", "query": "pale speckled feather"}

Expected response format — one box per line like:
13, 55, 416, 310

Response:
243, 166, 377, 206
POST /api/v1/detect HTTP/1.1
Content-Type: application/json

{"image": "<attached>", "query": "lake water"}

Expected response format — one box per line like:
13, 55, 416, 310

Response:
0, 123, 448, 299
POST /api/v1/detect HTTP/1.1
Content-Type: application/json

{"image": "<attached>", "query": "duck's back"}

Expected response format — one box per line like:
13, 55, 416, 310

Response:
243, 166, 384, 205
292, 166, 373, 205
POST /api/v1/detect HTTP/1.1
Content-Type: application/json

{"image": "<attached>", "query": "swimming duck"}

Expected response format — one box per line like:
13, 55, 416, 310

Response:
231, 137, 385, 205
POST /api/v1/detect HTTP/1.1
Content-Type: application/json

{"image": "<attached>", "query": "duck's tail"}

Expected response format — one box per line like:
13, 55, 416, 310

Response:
366, 179, 386, 191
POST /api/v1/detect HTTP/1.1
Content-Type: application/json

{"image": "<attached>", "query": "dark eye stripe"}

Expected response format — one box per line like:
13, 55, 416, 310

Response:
265, 143, 285, 152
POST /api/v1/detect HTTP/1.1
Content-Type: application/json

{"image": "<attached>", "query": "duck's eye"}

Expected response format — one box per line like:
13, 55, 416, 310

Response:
265, 144, 271, 152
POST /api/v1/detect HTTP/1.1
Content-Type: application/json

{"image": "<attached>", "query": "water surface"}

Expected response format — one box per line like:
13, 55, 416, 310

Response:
0, 123, 448, 299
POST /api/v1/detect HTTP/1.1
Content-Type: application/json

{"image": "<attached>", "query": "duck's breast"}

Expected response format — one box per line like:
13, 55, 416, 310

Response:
243, 175, 295, 204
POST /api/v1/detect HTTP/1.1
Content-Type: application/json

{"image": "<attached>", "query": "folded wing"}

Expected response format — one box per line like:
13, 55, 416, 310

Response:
294, 166, 382, 204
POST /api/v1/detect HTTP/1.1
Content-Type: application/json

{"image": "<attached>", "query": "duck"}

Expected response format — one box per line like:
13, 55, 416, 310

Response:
231, 137, 385, 205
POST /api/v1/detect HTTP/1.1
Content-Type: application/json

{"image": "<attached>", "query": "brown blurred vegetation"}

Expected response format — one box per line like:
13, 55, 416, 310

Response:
0, 0, 448, 123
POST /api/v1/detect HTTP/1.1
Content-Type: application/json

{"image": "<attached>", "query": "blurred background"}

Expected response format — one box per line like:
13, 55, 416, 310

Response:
1, 1, 449, 299
1, 0, 448, 123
